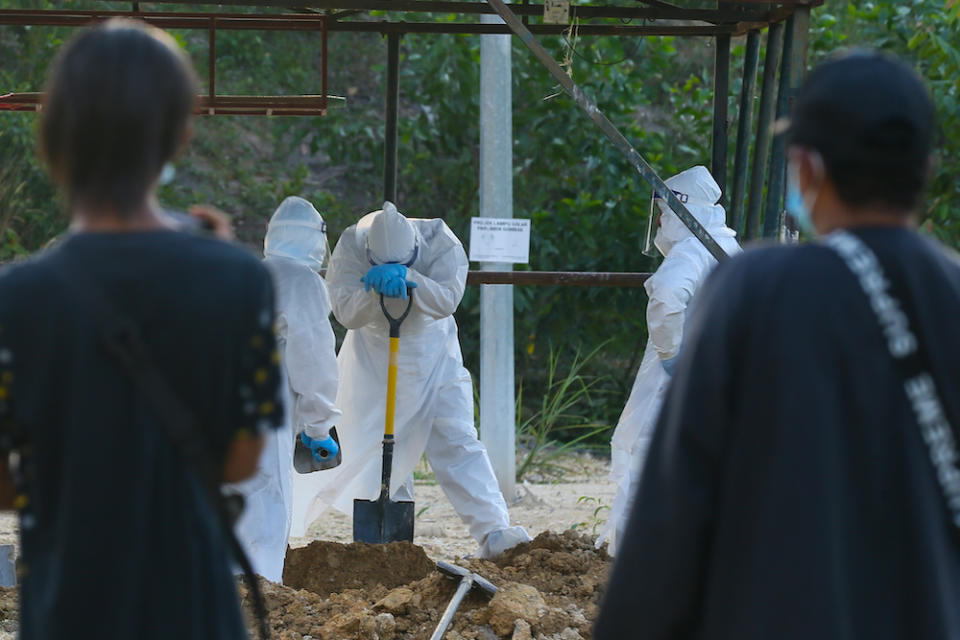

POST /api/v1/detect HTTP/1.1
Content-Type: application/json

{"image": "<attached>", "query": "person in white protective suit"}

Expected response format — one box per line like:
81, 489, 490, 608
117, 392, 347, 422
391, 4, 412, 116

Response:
596, 166, 741, 555
230, 196, 342, 582
293, 201, 531, 558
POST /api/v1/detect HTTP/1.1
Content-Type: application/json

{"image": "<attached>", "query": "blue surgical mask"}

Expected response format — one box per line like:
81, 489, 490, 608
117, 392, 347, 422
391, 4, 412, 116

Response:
159, 163, 176, 186
785, 173, 815, 237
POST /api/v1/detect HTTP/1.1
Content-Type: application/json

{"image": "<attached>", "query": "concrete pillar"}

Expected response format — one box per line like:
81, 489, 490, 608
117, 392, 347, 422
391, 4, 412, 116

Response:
479, 13, 516, 501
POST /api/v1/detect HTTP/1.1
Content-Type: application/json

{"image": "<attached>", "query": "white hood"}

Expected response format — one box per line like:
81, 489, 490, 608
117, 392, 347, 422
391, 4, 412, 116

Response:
358, 201, 418, 265
263, 196, 329, 271
654, 166, 734, 257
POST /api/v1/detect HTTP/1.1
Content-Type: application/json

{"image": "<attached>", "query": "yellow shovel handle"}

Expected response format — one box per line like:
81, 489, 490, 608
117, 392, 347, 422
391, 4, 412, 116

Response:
385, 336, 399, 437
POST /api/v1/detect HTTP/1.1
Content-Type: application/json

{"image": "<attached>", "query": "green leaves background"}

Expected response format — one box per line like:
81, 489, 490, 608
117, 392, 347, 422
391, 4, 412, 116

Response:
2, 1, 958, 433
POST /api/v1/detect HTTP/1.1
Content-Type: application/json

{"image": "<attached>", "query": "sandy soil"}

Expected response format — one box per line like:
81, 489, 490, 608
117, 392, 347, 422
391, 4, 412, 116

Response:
0, 453, 616, 640
0, 454, 616, 565
245, 529, 611, 639
289, 453, 615, 561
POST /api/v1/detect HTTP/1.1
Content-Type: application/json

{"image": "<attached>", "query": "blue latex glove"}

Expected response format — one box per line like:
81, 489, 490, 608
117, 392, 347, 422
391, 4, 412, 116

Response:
361, 264, 407, 294
381, 275, 418, 300
661, 354, 680, 376
300, 432, 339, 463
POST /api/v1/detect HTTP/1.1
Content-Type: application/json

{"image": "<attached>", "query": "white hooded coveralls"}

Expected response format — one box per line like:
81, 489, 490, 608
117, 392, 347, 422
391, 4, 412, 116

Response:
598, 166, 741, 555
231, 196, 341, 582
294, 206, 529, 557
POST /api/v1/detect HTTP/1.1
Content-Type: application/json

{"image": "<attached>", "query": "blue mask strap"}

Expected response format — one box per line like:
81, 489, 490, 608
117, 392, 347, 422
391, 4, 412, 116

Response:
367, 242, 419, 267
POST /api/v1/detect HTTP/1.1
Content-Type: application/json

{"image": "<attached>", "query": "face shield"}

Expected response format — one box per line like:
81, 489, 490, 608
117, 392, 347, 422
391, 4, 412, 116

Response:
263, 197, 330, 272
642, 190, 688, 258
267, 219, 331, 269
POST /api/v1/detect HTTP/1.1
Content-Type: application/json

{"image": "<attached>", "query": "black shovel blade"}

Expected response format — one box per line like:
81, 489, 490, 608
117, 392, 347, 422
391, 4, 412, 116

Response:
353, 495, 415, 543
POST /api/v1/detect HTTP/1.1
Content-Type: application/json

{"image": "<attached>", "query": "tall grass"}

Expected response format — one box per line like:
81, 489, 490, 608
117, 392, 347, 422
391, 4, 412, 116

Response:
515, 342, 611, 482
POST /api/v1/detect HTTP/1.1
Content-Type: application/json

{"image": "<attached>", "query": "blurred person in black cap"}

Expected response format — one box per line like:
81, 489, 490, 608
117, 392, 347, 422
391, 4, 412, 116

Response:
0, 19, 283, 639
595, 49, 960, 640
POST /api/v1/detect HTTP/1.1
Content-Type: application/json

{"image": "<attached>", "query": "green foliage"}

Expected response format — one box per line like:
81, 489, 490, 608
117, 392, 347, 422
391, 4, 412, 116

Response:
905, 0, 960, 244
0, 122, 63, 260
808, 0, 960, 245
514, 343, 611, 482
3, 2, 960, 442
0, 11, 68, 258
569, 495, 610, 535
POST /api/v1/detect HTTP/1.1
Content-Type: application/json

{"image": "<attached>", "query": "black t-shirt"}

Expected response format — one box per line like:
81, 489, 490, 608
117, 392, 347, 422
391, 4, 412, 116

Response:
595, 228, 960, 640
0, 230, 283, 640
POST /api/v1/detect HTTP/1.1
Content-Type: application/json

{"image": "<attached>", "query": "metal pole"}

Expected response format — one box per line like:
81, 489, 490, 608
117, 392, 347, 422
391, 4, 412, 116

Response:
208, 18, 216, 103
763, 15, 793, 239
479, 13, 516, 501
782, 6, 811, 238
384, 32, 400, 203
711, 33, 731, 208
321, 16, 328, 114
744, 22, 783, 241
791, 6, 812, 84
483, 0, 729, 262
730, 29, 759, 235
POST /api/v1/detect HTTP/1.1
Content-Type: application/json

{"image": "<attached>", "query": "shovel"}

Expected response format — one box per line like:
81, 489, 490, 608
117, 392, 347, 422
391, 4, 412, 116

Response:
353, 290, 416, 543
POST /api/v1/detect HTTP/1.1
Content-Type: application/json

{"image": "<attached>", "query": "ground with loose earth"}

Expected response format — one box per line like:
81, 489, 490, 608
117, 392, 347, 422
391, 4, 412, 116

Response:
0, 453, 616, 639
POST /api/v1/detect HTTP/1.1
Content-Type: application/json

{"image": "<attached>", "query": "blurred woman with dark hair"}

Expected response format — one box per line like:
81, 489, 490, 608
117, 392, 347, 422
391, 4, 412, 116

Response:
0, 19, 283, 639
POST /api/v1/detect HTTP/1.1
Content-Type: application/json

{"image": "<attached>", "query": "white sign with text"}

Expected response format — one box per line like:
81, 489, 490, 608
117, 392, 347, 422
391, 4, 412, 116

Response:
543, 0, 570, 24
469, 217, 531, 264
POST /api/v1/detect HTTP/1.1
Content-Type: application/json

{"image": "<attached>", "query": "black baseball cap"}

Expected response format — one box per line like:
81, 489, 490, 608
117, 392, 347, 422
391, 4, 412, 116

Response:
785, 49, 935, 210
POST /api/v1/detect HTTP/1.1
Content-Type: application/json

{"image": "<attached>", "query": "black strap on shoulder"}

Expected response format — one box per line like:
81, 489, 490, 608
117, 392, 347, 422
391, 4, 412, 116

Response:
824, 231, 960, 534
44, 246, 271, 639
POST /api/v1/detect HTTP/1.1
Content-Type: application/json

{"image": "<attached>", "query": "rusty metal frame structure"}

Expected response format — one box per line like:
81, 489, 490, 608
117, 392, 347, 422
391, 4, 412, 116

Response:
0, 0, 821, 261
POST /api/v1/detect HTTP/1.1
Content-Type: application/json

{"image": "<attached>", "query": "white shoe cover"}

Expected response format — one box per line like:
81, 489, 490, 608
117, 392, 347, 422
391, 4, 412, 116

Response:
478, 526, 533, 559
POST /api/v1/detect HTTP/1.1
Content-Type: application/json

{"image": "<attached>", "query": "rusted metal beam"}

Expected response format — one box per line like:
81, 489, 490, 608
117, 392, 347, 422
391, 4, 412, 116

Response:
466, 271, 651, 286
92, 0, 773, 23
0, 92, 345, 116
312, 269, 652, 286
0, 9, 331, 29
331, 21, 734, 35
0, 10, 737, 35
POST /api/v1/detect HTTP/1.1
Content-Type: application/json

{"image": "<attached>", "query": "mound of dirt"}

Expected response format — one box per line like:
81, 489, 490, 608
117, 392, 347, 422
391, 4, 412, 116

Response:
242, 531, 611, 640
0, 587, 16, 623
0, 532, 611, 639
283, 541, 435, 599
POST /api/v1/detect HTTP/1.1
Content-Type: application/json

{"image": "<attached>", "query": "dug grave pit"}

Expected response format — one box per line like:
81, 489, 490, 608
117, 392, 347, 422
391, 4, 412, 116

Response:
241, 530, 611, 640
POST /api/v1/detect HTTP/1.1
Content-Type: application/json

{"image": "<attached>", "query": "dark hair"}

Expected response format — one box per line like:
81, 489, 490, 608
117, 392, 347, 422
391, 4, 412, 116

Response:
40, 19, 198, 217
788, 50, 935, 213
